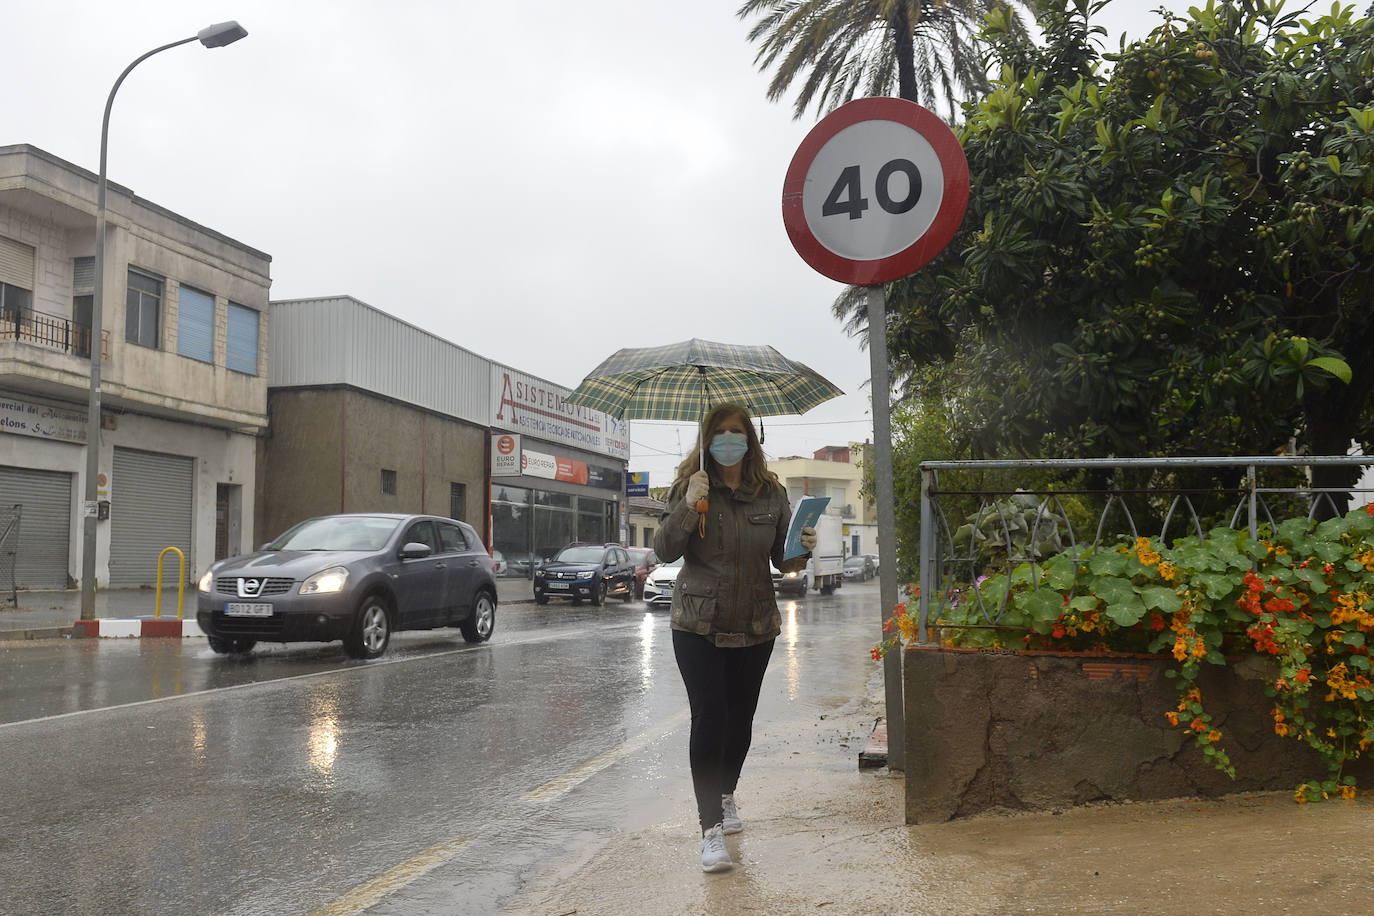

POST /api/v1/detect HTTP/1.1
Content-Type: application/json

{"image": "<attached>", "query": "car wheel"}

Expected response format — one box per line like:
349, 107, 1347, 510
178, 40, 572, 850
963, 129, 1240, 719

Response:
591, 580, 606, 606
208, 635, 256, 655
535, 593, 548, 605
343, 594, 391, 659
459, 591, 495, 643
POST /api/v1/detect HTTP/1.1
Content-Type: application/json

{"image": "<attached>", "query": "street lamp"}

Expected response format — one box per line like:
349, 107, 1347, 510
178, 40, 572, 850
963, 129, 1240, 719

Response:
80, 21, 248, 620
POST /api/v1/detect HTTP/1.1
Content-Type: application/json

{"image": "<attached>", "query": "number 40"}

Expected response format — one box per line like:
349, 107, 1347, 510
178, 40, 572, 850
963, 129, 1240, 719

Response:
821, 159, 922, 220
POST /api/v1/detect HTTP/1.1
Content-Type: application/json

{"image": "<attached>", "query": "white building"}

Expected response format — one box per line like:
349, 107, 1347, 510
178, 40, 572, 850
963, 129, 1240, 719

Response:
0, 145, 270, 590
767, 442, 878, 558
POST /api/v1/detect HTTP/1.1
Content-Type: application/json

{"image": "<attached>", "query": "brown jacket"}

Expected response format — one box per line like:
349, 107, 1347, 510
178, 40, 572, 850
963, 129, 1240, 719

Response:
654, 474, 807, 646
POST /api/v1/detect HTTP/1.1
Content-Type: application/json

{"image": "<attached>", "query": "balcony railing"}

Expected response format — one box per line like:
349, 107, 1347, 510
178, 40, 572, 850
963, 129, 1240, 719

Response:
0, 307, 109, 360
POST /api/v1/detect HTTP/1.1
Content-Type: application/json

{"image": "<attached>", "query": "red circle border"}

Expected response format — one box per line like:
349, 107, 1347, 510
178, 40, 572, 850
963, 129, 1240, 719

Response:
781, 97, 969, 286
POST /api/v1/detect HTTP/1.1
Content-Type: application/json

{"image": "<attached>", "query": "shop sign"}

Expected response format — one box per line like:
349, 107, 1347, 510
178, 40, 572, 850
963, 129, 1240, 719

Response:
0, 395, 86, 444
521, 449, 590, 484
490, 366, 629, 460
626, 472, 649, 497
586, 465, 622, 491
491, 433, 521, 477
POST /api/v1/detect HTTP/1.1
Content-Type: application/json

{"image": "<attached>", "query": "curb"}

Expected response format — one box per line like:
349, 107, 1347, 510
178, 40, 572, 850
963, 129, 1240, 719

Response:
858, 716, 888, 768
71, 618, 205, 639
0, 626, 75, 641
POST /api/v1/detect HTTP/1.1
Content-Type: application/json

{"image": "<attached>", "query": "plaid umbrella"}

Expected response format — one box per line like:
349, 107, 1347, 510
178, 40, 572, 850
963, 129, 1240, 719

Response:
564, 338, 844, 425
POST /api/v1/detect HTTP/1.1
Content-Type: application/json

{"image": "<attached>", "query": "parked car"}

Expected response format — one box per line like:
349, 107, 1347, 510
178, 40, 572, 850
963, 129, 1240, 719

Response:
627, 547, 660, 598
843, 556, 874, 581
491, 549, 508, 576
196, 513, 497, 660
863, 554, 881, 577
533, 543, 636, 605
772, 562, 808, 597
644, 556, 685, 607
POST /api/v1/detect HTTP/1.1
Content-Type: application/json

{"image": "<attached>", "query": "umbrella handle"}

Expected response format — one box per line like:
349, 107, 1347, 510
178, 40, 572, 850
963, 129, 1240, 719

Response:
695, 497, 708, 537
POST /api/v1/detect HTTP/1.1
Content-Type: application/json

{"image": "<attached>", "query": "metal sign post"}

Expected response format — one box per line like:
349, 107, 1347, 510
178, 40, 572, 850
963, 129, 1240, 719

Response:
782, 97, 970, 771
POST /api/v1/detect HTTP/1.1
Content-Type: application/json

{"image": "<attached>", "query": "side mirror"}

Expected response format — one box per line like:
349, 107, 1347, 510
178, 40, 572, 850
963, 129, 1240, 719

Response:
400, 542, 433, 560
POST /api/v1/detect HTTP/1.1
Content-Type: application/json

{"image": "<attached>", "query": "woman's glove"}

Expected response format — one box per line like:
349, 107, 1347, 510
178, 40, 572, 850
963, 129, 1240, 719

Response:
685, 470, 710, 506
800, 526, 817, 552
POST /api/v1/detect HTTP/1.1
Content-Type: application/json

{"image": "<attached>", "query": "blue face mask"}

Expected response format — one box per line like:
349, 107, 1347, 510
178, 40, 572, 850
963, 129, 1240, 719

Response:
708, 431, 749, 467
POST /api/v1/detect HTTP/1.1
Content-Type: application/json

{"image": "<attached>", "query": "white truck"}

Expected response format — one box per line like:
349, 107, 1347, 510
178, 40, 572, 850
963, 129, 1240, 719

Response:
808, 513, 845, 595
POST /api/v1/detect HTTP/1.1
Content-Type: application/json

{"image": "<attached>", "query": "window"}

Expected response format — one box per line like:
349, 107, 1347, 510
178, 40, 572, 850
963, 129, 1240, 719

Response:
176, 285, 214, 363
402, 520, 437, 551
0, 235, 35, 324
449, 482, 466, 521
226, 302, 259, 374
72, 258, 94, 358
381, 468, 397, 495
126, 269, 163, 348
438, 522, 465, 554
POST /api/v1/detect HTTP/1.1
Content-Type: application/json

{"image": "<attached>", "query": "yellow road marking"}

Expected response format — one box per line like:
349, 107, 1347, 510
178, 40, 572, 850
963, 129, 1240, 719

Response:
522, 710, 689, 803
308, 832, 477, 916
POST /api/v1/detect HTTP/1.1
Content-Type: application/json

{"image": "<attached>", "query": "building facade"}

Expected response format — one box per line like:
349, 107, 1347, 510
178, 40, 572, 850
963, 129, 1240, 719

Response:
0, 145, 270, 590
767, 442, 878, 558
262, 297, 630, 580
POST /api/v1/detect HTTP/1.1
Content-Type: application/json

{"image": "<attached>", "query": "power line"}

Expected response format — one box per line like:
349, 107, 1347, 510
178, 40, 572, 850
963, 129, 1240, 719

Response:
630, 417, 871, 428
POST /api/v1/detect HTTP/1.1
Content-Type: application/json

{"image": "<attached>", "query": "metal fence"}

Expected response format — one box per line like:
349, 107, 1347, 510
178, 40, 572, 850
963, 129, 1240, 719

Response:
916, 456, 1374, 643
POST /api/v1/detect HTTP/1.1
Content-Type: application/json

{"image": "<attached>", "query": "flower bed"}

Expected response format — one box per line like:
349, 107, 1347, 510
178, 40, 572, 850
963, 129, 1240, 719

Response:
881, 504, 1374, 814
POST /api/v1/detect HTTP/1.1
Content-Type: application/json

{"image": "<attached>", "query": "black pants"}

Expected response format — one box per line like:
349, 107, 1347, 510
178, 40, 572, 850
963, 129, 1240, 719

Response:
672, 629, 775, 832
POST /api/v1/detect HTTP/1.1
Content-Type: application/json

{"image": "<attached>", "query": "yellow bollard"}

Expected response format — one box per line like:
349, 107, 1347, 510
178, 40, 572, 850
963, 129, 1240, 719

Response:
155, 546, 186, 619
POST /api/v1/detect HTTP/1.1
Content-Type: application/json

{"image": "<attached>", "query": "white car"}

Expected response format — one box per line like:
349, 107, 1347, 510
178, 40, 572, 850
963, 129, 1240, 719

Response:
643, 556, 685, 607
772, 562, 808, 597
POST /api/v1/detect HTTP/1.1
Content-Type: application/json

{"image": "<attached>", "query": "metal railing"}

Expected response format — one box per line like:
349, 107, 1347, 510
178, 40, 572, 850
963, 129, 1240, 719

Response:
0, 307, 109, 359
916, 456, 1374, 643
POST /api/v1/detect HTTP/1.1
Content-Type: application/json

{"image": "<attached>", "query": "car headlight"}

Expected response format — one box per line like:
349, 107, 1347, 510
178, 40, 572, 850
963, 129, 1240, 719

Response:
198, 571, 213, 593
576, 570, 594, 580
785, 571, 798, 579
300, 566, 349, 595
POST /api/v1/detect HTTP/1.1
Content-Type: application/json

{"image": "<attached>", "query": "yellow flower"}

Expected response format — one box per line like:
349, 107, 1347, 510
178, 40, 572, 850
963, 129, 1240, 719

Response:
1158, 562, 1177, 581
1340, 785, 1357, 800
1294, 787, 1308, 803
1275, 722, 1290, 737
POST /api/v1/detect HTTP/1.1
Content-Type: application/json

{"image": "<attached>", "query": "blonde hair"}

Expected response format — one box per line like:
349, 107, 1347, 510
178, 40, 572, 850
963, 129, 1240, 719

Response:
673, 402, 781, 494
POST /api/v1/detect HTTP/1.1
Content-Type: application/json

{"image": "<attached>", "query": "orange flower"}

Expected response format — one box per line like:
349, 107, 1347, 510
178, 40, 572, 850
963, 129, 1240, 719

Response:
1165, 711, 1179, 726
1275, 722, 1290, 737
1207, 730, 1221, 743
1191, 719, 1207, 733
1340, 784, 1357, 799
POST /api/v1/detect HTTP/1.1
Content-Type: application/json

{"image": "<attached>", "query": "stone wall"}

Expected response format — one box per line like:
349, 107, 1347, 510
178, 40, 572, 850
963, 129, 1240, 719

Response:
903, 646, 1373, 822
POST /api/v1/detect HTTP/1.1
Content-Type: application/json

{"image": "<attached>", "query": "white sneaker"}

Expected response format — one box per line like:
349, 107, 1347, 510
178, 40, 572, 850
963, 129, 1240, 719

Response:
720, 794, 743, 835
700, 823, 733, 873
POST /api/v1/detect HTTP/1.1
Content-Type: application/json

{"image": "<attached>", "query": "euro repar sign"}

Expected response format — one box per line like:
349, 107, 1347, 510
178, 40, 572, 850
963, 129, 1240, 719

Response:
782, 97, 969, 286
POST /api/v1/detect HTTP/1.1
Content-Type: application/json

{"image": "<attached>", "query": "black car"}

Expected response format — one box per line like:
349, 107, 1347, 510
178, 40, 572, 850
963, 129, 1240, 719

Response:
196, 513, 497, 659
533, 543, 636, 605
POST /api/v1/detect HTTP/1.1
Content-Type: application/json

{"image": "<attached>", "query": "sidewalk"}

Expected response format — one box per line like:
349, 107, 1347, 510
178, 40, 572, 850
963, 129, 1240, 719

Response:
0, 576, 538, 641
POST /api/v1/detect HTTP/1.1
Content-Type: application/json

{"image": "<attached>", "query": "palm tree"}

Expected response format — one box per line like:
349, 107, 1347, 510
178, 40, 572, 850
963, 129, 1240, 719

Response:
737, 0, 1038, 122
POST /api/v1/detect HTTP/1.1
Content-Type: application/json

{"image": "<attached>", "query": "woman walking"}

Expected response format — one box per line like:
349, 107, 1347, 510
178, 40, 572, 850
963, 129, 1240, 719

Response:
654, 402, 815, 872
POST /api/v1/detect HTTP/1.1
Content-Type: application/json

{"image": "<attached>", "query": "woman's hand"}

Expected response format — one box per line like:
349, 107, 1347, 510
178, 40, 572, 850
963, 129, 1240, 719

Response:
685, 470, 710, 506
800, 526, 817, 552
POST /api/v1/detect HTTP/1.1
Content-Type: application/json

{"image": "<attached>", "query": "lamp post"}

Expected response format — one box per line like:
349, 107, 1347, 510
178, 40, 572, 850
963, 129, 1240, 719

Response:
80, 21, 248, 620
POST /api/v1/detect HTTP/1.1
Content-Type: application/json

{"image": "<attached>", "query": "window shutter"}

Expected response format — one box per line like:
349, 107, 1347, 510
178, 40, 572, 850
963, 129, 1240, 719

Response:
226, 302, 259, 374
176, 285, 215, 363
0, 236, 35, 289
73, 257, 95, 293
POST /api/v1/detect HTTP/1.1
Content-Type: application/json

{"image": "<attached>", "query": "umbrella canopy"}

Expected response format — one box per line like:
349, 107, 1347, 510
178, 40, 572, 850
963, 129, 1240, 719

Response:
563, 338, 844, 423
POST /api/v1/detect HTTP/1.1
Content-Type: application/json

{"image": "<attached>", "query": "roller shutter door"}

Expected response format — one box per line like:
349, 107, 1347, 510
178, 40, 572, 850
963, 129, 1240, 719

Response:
109, 448, 193, 587
0, 466, 72, 589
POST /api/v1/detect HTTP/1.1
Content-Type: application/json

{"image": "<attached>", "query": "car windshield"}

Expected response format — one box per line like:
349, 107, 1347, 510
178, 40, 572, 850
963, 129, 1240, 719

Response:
555, 546, 606, 564
269, 516, 401, 551
659, 557, 685, 569
845, 557, 865, 567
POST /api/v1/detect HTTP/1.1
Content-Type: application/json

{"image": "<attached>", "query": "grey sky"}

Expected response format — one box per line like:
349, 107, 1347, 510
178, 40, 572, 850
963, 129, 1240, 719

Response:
5, 0, 1185, 485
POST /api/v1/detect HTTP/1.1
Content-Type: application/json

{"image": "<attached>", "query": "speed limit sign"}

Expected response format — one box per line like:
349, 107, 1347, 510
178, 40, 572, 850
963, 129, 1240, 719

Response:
782, 97, 969, 285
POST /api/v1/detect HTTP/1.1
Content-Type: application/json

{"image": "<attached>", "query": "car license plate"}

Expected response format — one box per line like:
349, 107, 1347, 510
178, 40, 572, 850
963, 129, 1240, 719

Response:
225, 602, 273, 617
548, 582, 569, 590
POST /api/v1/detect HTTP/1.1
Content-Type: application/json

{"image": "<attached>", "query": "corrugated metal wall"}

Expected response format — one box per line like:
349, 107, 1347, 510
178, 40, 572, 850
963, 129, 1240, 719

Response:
269, 297, 491, 425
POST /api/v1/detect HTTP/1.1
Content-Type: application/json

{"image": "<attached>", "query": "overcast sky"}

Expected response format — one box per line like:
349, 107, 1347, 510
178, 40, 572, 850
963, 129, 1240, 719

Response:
6, 0, 1186, 485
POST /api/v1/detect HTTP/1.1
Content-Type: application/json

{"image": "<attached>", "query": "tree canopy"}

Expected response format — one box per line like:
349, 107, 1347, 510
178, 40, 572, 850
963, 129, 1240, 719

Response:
847, 0, 1374, 492
737, 0, 1038, 120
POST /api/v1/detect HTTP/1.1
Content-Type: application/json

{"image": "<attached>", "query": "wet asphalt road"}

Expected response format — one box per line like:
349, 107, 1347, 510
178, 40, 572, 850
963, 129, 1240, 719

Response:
0, 579, 883, 915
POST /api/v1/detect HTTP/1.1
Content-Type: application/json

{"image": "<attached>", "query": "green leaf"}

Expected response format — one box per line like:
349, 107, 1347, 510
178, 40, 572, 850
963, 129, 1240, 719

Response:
1088, 551, 1127, 576
1103, 593, 1147, 627
1141, 586, 1183, 612
1306, 356, 1352, 383
1019, 588, 1065, 623
1326, 155, 1342, 175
